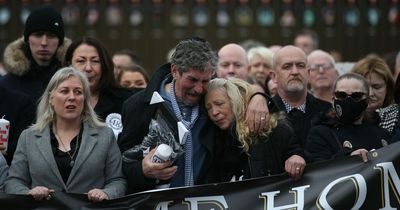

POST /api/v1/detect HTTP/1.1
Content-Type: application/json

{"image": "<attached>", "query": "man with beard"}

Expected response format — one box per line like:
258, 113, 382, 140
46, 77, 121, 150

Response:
271, 46, 331, 163
119, 38, 271, 193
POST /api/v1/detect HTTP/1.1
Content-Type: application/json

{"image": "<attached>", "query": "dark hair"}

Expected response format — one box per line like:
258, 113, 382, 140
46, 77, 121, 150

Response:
64, 37, 118, 91
117, 64, 149, 84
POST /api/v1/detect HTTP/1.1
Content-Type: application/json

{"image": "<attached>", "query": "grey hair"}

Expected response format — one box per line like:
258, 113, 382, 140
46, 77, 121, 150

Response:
32, 67, 105, 132
247, 46, 274, 67
307, 49, 336, 65
171, 38, 217, 74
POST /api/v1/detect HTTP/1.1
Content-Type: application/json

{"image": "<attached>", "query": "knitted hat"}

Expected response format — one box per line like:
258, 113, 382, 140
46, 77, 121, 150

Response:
23, 6, 64, 44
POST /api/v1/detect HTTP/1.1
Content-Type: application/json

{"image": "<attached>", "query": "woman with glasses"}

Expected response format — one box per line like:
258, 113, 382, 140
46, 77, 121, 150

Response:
305, 73, 391, 163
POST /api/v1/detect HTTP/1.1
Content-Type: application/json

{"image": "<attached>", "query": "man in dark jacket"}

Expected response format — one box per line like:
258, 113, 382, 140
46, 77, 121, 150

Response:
271, 46, 332, 167
118, 38, 219, 193
0, 6, 69, 164
0, 86, 35, 165
119, 38, 273, 193
0, 5, 70, 104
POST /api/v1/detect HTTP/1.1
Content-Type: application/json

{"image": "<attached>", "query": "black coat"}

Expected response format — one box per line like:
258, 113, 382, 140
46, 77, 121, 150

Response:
0, 37, 70, 104
94, 87, 133, 121
118, 63, 218, 193
272, 94, 332, 149
305, 113, 391, 163
0, 86, 35, 165
215, 121, 297, 181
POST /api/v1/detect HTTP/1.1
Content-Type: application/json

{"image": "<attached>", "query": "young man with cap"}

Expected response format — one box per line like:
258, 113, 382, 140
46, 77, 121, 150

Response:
0, 6, 69, 164
0, 5, 70, 103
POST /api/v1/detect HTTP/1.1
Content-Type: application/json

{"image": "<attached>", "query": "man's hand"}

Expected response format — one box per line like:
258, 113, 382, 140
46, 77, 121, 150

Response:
351, 149, 369, 162
246, 94, 270, 133
285, 155, 306, 181
142, 147, 177, 180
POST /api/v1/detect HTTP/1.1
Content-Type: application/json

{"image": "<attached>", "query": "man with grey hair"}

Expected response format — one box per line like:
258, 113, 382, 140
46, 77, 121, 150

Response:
271, 46, 331, 169
308, 50, 339, 103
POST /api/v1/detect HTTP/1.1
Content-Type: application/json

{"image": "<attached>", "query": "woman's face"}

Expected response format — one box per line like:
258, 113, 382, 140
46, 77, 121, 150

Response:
335, 78, 366, 97
248, 54, 272, 85
205, 88, 234, 130
120, 71, 148, 89
50, 76, 85, 122
366, 72, 387, 112
71, 44, 102, 92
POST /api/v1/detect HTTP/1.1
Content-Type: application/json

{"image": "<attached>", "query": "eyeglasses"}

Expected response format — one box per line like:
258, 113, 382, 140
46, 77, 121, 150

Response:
308, 64, 334, 72
334, 91, 367, 102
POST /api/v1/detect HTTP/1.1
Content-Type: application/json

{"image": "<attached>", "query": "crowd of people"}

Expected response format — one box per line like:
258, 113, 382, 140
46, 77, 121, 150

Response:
0, 5, 399, 201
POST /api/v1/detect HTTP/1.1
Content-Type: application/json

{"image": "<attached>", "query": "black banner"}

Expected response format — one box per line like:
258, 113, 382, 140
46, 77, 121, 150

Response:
2, 142, 400, 210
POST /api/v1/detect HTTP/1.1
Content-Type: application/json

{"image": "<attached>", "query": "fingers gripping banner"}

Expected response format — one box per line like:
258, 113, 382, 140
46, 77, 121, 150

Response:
2, 142, 400, 210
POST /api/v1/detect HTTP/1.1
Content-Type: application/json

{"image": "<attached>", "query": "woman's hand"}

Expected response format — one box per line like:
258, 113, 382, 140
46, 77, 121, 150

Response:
351, 149, 369, 162
28, 186, 54, 201
87, 188, 109, 202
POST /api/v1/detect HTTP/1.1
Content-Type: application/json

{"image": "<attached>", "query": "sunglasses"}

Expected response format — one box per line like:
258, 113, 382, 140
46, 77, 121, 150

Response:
334, 91, 367, 102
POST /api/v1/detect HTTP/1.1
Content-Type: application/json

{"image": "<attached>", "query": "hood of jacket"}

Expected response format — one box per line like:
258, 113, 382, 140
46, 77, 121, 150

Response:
3, 37, 71, 76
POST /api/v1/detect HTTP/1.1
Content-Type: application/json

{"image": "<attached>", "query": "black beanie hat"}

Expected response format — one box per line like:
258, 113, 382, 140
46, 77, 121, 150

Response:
24, 6, 64, 44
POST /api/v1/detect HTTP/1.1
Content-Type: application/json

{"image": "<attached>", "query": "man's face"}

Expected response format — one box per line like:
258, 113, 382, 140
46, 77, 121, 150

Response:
274, 47, 308, 95
172, 65, 213, 106
217, 47, 248, 79
294, 35, 314, 55
308, 55, 338, 91
112, 54, 134, 79
248, 54, 272, 85
28, 31, 59, 66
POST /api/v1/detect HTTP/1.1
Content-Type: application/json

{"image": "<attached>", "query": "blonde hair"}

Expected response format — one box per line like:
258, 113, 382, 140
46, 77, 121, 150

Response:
207, 78, 283, 153
32, 67, 105, 131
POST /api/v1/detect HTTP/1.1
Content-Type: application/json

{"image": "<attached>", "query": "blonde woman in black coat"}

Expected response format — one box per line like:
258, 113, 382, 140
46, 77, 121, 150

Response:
205, 78, 305, 181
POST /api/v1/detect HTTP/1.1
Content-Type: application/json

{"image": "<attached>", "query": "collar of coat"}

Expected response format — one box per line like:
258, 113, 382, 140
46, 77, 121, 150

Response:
3, 37, 71, 76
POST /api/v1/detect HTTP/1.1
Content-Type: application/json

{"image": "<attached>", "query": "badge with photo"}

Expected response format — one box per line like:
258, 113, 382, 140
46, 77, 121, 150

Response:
19, 5, 30, 25
280, 0, 296, 27
321, 0, 335, 27
106, 0, 123, 26
343, 0, 359, 27
61, 0, 80, 26
129, 0, 143, 27
193, 5, 209, 27
216, 0, 230, 27
303, 0, 315, 27
0, 3, 10, 26
257, 0, 274, 27
235, 0, 253, 27
170, 0, 189, 27
86, 0, 100, 26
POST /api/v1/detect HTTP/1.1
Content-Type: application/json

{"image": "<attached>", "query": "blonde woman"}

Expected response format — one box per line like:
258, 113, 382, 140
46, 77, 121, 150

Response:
205, 78, 304, 181
5, 67, 126, 201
